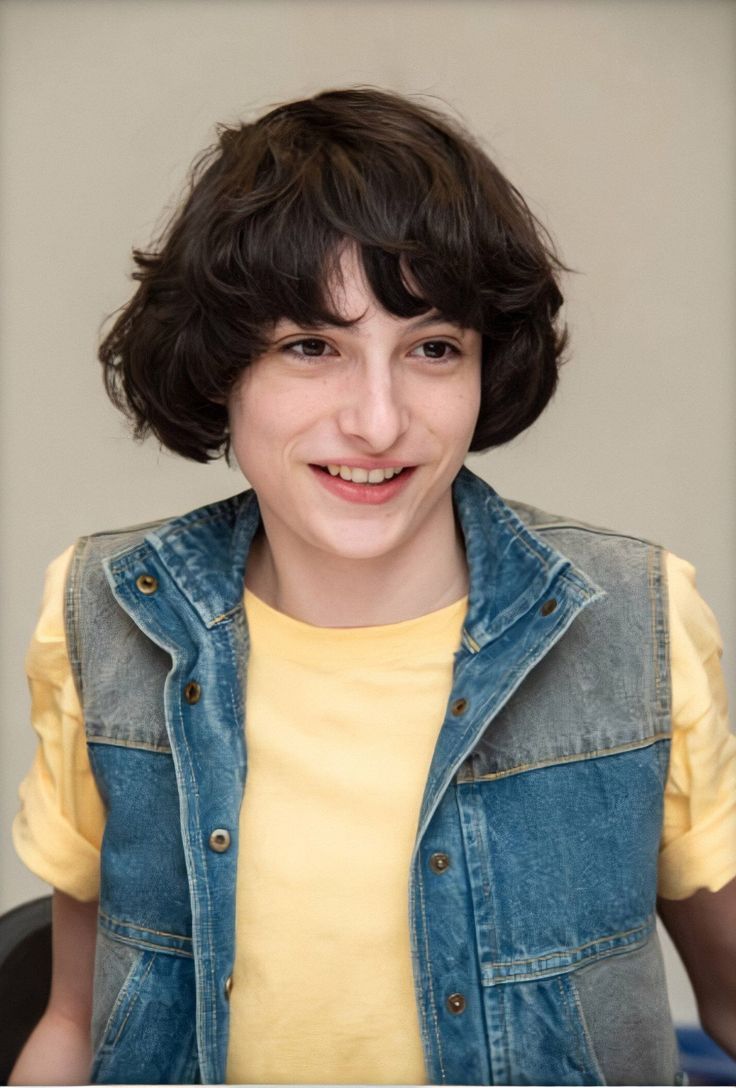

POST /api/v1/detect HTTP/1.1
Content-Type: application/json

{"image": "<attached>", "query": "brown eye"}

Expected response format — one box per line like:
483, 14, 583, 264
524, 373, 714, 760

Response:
286, 338, 331, 357
416, 340, 458, 360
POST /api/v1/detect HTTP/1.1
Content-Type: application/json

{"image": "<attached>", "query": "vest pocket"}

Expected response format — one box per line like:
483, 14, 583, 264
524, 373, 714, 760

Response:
569, 932, 681, 1086
94, 945, 155, 1053
91, 928, 198, 1084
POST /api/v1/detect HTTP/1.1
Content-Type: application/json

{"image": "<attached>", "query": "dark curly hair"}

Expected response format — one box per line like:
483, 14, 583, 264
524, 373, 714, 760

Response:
100, 86, 569, 462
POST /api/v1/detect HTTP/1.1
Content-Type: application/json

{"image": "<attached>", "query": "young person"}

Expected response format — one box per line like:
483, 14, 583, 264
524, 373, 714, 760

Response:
11, 87, 736, 1086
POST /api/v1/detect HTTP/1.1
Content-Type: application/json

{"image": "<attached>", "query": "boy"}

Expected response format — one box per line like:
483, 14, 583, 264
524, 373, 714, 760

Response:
11, 87, 736, 1085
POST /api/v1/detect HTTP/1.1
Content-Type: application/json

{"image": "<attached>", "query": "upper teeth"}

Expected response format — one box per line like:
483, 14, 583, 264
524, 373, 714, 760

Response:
326, 465, 405, 483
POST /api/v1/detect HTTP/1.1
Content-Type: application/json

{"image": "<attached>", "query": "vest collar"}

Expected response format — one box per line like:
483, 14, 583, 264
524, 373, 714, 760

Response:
134, 465, 603, 638
453, 465, 604, 651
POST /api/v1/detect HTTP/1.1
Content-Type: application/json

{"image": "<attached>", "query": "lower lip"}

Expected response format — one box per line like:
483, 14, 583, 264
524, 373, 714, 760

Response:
309, 466, 416, 505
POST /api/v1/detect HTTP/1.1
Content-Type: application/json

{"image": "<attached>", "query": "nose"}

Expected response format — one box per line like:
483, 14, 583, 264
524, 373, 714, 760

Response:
336, 359, 410, 451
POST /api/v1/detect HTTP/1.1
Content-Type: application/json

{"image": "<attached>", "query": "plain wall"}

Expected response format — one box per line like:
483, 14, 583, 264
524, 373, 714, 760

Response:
1, 0, 734, 1029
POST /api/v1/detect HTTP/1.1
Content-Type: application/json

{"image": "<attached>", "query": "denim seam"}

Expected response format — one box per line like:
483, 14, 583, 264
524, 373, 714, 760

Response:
469, 787, 510, 1080
497, 978, 512, 1083
416, 857, 447, 1083
98, 930, 194, 958
111, 952, 157, 1046
94, 945, 145, 1059
481, 926, 653, 984
99, 909, 193, 943
556, 976, 595, 1078
468, 733, 670, 782
483, 919, 651, 969
87, 735, 173, 754
65, 536, 88, 705
535, 522, 661, 548
175, 688, 218, 1077
566, 973, 606, 1083
649, 546, 664, 737
210, 603, 243, 626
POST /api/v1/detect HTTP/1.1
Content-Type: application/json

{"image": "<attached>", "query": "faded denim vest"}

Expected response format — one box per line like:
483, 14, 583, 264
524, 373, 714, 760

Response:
65, 466, 680, 1085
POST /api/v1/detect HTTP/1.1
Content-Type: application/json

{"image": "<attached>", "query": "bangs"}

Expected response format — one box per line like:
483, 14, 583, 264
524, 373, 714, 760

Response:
199, 121, 486, 342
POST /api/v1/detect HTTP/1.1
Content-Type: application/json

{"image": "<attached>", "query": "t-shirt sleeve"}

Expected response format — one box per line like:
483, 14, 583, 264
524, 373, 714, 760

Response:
657, 551, 736, 899
12, 545, 105, 902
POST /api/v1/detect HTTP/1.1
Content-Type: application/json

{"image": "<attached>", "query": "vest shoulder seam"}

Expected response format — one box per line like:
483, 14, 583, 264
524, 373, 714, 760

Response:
466, 732, 670, 782
531, 521, 663, 550
502, 495, 665, 549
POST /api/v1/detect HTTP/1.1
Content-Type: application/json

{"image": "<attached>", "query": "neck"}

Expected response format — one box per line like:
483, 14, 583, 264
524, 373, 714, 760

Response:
245, 506, 469, 628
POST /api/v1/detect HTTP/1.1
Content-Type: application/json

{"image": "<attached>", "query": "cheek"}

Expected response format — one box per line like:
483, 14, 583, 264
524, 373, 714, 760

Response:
437, 376, 482, 440
227, 380, 324, 477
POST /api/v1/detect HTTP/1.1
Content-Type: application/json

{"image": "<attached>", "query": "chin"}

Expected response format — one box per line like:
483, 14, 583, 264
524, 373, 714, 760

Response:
314, 528, 407, 563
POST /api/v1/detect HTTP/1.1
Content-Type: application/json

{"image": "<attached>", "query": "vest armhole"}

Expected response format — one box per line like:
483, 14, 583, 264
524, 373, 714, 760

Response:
64, 535, 90, 707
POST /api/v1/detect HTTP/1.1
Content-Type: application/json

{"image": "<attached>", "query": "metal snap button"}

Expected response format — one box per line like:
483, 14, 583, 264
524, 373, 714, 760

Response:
225, 974, 233, 999
429, 852, 451, 874
209, 828, 231, 853
540, 598, 558, 616
135, 573, 158, 595
451, 697, 468, 716
184, 681, 201, 705
446, 992, 466, 1014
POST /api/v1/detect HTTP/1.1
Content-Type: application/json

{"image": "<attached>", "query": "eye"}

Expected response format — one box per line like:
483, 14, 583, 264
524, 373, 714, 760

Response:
412, 340, 460, 361
282, 338, 335, 358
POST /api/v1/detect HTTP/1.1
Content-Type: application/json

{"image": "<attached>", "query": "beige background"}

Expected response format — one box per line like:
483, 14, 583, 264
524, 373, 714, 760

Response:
1, 0, 734, 1029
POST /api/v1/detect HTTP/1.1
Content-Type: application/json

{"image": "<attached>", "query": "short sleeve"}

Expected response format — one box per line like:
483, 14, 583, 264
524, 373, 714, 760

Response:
12, 545, 105, 902
657, 551, 736, 899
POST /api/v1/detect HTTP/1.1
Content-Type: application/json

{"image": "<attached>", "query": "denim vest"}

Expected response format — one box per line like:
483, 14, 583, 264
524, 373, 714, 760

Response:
65, 466, 680, 1085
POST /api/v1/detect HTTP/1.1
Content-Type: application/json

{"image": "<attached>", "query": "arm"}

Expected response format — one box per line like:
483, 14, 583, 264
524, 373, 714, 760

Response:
658, 874, 736, 1059
9, 889, 98, 1086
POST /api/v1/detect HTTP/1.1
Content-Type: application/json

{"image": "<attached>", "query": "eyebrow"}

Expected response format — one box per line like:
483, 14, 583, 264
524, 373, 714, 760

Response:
279, 311, 465, 333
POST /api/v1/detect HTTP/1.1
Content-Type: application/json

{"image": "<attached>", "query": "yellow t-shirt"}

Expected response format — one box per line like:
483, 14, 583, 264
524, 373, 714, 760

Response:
226, 589, 466, 1084
12, 546, 736, 1082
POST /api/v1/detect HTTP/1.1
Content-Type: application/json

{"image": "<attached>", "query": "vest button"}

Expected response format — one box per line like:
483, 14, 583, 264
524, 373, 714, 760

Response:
446, 992, 466, 1014
184, 681, 201, 705
451, 697, 468, 716
225, 974, 233, 1000
209, 828, 231, 853
135, 573, 158, 595
429, 852, 451, 874
540, 598, 558, 616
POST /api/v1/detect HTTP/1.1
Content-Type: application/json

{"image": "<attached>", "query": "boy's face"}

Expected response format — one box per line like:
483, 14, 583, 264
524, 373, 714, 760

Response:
228, 245, 482, 567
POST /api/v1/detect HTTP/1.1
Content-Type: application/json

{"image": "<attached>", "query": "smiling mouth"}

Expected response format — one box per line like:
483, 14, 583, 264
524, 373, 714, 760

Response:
313, 464, 409, 485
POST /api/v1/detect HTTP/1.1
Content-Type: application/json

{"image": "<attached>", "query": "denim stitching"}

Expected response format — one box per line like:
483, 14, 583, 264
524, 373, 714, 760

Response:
555, 976, 590, 1076
99, 909, 192, 942
481, 929, 652, 985
87, 735, 172, 754
98, 931, 194, 958
174, 685, 218, 1080
111, 952, 157, 1046
566, 973, 606, 1083
416, 857, 447, 1083
534, 521, 662, 548
469, 733, 670, 782
648, 547, 660, 735
468, 785, 508, 1082
484, 918, 652, 969
65, 536, 88, 704
408, 863, 433, 1070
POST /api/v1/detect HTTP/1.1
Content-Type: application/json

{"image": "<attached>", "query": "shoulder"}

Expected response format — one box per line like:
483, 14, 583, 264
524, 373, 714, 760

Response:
68, 489, 251, 573
505, 496, 662, 550
501, 494, 667, 592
